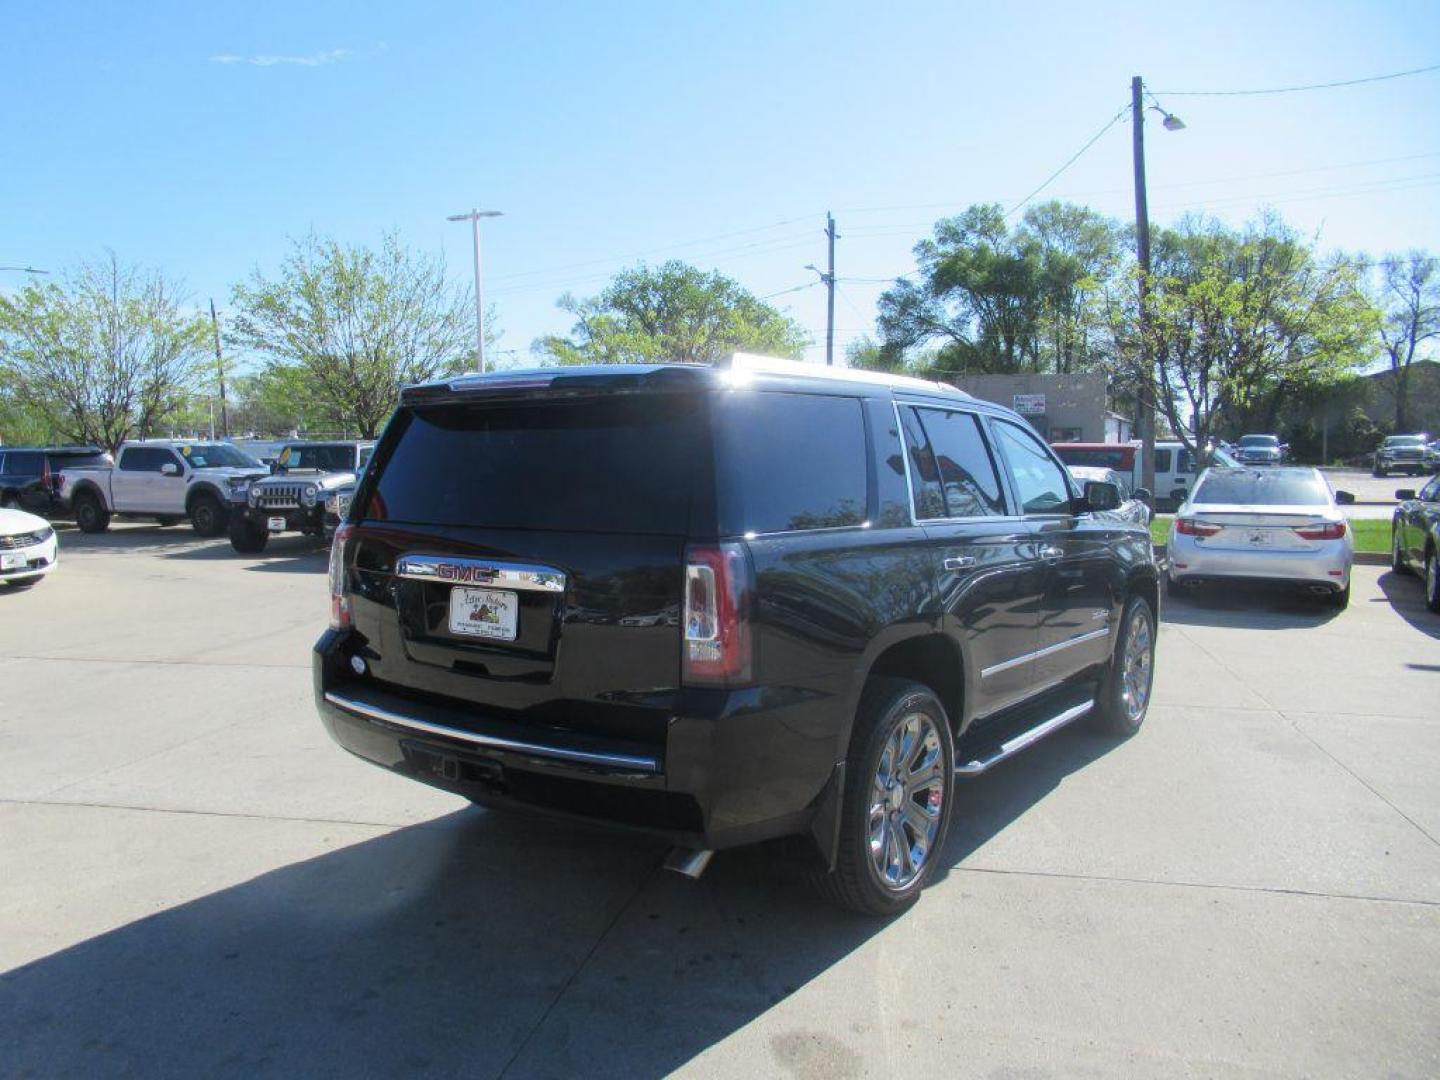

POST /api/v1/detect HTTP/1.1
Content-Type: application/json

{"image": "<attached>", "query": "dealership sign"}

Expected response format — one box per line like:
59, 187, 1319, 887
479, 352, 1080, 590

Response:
1012, 394, 1047, 416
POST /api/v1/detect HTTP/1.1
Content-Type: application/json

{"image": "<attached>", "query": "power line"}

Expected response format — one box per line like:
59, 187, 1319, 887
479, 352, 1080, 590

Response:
1154, 61, 1440, 97
1005, 105, 1129, 216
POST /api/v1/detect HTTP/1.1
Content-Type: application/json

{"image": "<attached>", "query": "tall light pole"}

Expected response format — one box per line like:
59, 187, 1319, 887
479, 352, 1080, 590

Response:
804, 212, 838, 366
447, 209, 503, 373
1130, 75, 1184, 502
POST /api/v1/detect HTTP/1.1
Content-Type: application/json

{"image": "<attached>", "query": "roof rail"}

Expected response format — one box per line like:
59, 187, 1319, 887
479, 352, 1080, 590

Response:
722, 352, 966, 396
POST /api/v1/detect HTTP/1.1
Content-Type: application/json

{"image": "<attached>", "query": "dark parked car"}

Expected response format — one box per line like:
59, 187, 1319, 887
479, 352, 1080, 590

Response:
314, 357, 1161, 915
0, 446, 112, 517
1391, 476, 1440, 613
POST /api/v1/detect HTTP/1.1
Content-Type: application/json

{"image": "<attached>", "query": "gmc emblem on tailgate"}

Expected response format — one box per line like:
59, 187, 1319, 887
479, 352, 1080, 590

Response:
395, 554, 566, 593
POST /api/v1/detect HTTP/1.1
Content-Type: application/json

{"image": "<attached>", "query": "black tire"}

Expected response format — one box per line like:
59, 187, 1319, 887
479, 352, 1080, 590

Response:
1391, 528, 1410, 576
189, 493, 227, 537
1092, 594, 1156, 736
1372, 467, 1385, 478
1329, 581, 1351, 610
0, 492, 20, 510
1425, 549, 1440, 615
6, 577, 40, 589
813, 677, 954, 917
73, 491, 110, 533
228, 516, 269, 554
156, 515, 183, 527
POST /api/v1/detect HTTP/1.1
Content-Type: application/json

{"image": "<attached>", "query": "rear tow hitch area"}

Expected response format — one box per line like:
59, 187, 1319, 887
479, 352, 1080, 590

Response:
662, 847, 714, 880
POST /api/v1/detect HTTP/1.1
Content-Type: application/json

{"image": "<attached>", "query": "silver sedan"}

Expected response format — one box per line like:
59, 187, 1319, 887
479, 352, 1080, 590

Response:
1166, 467, 1356, 609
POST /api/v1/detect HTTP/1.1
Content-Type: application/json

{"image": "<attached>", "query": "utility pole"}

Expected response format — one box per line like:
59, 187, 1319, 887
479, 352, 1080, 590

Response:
447, 209, 503, 373
807, 214, 839, 365
209, 299, 229, 438
825, 212, 837, 366
1131, 75, 1156, 501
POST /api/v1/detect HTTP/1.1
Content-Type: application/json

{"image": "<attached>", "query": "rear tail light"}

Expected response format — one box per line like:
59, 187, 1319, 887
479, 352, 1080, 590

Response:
1176, 517, 1221, 537
682, 542, 752, 686
1294, 521, 1346, 541
328, 524, 354, 629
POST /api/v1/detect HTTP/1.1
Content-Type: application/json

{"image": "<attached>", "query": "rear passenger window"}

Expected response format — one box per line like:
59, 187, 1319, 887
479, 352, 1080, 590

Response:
1154, 449, 1172, 473
913, 408, 1006, 517
898, 407, 946, 520
715, 392, 867, 534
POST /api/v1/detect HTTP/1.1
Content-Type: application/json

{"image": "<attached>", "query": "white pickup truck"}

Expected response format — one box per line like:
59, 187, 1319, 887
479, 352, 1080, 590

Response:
59, 440, 269, 535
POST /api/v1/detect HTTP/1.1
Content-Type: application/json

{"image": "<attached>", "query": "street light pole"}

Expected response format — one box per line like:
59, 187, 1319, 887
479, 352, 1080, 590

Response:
446, 209, 503, 373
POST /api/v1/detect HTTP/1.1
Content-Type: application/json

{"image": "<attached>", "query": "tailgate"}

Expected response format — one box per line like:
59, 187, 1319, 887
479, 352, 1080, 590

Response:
342, 391, 708, 750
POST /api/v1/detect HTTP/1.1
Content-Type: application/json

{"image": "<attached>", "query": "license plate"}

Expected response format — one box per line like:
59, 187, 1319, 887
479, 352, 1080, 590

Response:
0, 552, 25, 570
448, 586, 519, 641
267, 516, 287, 532
1246, 530, 1272, 547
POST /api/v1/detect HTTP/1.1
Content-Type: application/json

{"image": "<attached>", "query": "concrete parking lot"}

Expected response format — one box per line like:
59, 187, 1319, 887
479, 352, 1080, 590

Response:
2, 523, 1438, 1078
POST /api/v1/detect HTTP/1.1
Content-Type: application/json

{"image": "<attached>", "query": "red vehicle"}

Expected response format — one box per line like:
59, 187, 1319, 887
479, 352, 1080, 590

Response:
1051, 442, 1139, 484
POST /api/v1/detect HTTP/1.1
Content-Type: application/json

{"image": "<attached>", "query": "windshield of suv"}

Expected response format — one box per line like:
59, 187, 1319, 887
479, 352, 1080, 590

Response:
1192, 469, 1330, 506
178, 444, 261, 469
1238, 435, 1279, 448
280, 445, 357, 472
366, 395, 704, 533
1383, 436, 1426, 447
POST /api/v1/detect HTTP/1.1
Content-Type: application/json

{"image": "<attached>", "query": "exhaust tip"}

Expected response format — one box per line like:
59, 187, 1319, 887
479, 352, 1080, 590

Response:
662, 847, 714, 880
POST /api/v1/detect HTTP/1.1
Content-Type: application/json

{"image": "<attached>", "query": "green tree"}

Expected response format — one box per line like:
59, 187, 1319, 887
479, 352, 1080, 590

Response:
1371, 250, 1439, 432
227, 234, 478, 437
0, 253, 211, 451
1144, 213, 1375, 455
876, 202, 1121, 377
532, 261, 808, 365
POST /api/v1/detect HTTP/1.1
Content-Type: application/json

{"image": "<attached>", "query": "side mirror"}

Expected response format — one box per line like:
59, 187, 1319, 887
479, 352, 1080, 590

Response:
1133, 487, 1153, 505
1083, 480, 1122, 513
1334, 490, 1355, 505
1395, 488, 1417, 501
160, 463, 179, 476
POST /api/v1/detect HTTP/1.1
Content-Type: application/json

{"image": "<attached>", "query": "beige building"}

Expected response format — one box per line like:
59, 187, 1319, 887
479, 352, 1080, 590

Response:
950, 373, 1131, 443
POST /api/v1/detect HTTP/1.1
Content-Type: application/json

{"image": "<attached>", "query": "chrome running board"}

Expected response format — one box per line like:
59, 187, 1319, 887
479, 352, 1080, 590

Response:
662, 847, 714, 880
955, 700, 1094, 777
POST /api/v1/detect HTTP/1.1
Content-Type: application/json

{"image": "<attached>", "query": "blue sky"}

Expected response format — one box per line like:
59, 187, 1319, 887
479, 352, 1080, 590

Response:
3, 0, 1438, 370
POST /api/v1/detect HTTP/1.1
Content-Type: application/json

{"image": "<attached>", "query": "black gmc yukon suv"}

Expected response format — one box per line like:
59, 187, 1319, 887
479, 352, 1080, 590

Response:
315, 356, 1160, 914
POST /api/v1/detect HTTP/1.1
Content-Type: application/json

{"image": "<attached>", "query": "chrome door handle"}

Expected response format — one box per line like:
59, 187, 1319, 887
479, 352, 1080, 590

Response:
942, 556, 976, 571
1039, 545, 1064, 562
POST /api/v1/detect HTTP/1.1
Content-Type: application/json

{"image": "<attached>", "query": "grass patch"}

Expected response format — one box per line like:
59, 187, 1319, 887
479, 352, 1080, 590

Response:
1148, 512, 1388, 554
1349, 518, 1389, 554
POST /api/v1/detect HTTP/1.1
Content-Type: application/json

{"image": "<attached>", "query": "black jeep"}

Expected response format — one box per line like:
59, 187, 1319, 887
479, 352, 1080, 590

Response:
230, 441, 372, 553
314, 358, 1159, 914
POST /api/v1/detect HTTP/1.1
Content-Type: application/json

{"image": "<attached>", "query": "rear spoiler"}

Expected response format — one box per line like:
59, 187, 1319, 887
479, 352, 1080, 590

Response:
401, 365, 713, 406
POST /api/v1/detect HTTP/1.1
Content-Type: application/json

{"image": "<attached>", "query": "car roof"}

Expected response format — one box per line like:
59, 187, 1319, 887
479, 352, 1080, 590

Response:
2, 445, 106, 454
410, 354, 975, 405
283, 440, 371, 448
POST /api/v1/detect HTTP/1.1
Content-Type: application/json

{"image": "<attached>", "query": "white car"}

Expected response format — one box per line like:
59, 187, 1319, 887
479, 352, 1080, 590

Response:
1167, 467, 1356, 609
0, 506, 59, 589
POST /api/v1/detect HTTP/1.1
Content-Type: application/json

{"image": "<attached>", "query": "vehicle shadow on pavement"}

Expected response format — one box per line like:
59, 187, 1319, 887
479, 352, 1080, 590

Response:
162, 538, 328, 573
1158, 585, 1341, 630
1376, 570, 1440, 641
0, 733, 1114, 1079
51, 523, 225, 554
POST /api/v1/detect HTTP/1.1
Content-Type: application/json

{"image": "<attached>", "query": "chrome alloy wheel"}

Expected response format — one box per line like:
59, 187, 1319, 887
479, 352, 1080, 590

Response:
1428, 553, 1439, 607
1120, 605, 1154, 723
868, 711, 946, 890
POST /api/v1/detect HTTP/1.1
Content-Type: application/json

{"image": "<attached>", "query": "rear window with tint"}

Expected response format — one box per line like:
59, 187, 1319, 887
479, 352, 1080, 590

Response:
1193, 470, 1330, 506
714, 391, 867, 534
365, 395, 705, 534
